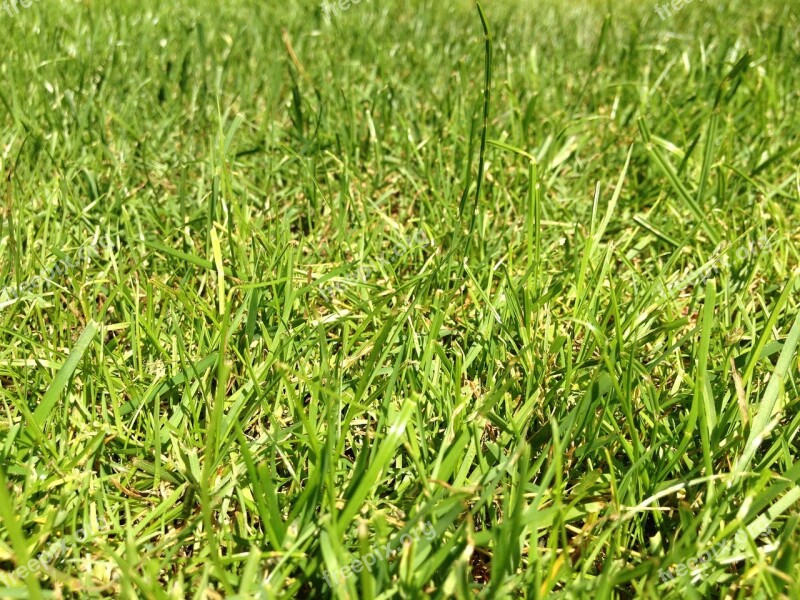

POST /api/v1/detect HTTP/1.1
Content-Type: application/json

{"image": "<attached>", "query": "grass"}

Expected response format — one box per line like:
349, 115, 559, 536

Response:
0, 0, 799, 597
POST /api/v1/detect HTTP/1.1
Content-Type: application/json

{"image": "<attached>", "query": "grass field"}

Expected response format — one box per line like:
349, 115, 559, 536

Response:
1, 0, 799, 597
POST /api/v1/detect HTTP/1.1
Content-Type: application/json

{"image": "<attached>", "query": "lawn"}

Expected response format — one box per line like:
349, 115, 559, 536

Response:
0, 0, 799, 598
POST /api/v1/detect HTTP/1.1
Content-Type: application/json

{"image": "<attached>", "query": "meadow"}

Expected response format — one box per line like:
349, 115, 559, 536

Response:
0, 0, 798, 598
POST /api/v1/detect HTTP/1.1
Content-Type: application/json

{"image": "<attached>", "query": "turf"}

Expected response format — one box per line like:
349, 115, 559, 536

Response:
0, 0, 799, 598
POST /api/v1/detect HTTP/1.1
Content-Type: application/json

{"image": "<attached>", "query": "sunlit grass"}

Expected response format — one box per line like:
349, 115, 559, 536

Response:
0, 0, 798, 598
